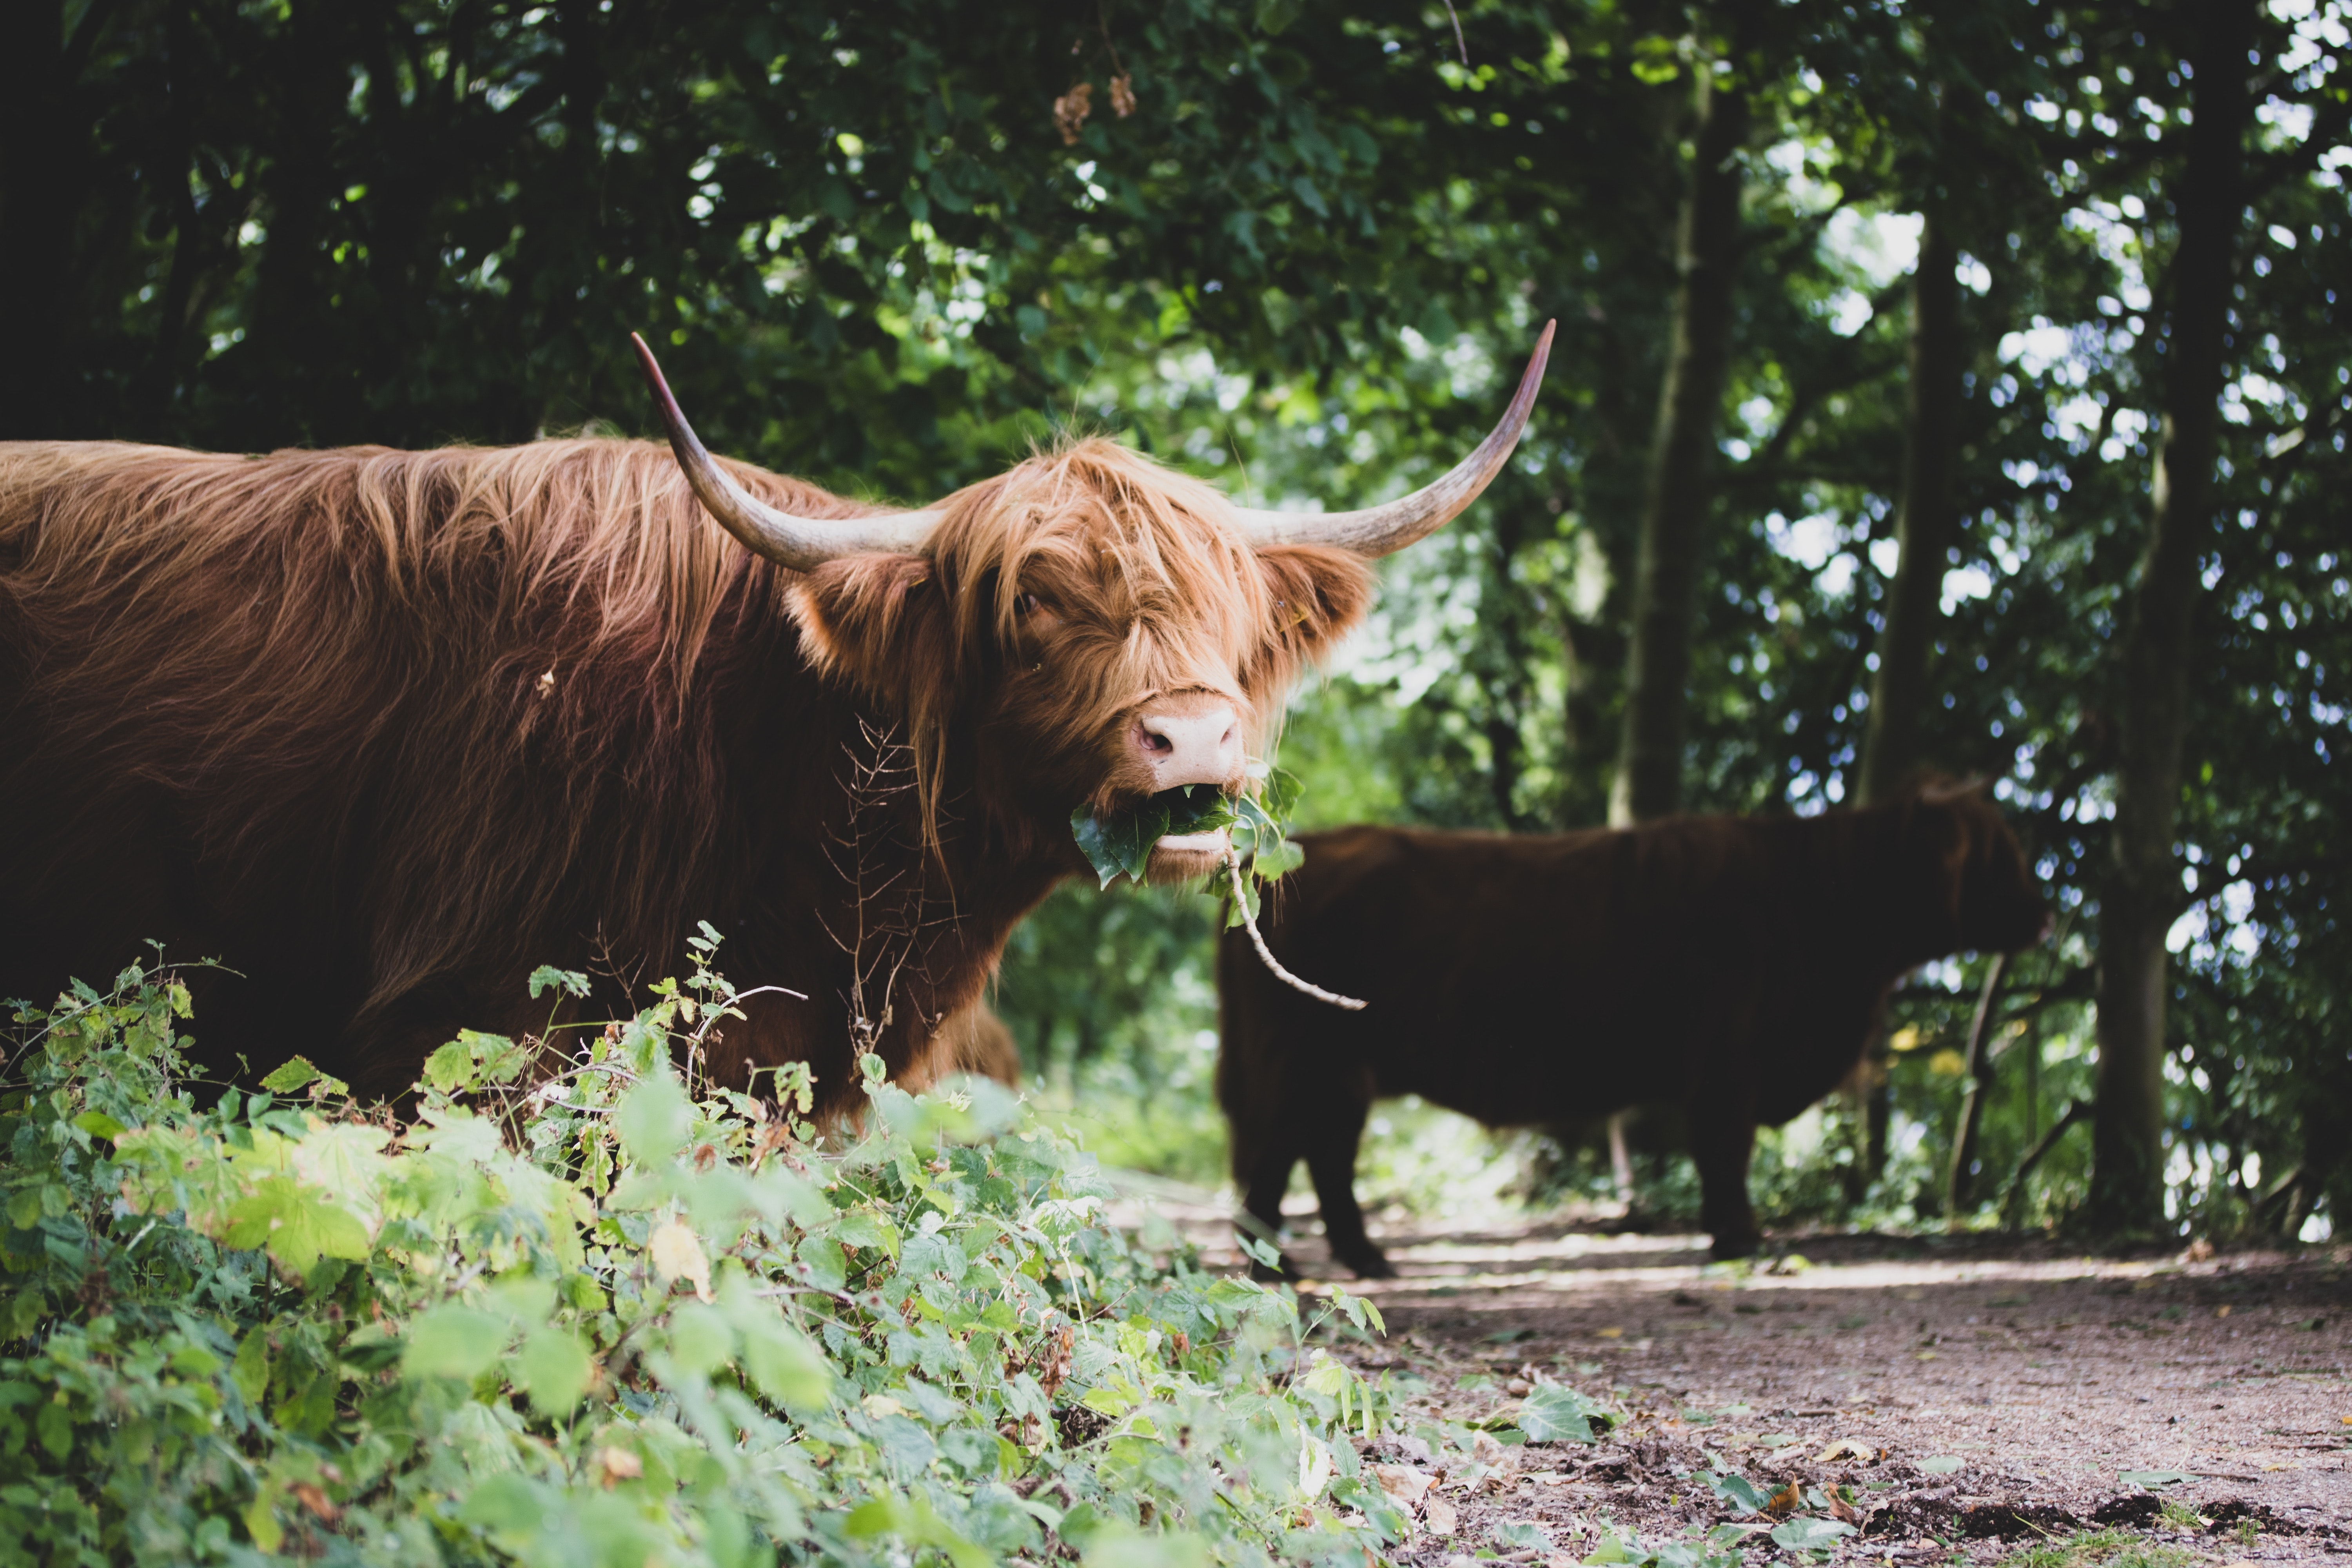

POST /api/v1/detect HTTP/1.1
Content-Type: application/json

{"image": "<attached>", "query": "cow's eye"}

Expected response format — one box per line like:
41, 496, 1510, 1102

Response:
1013, 592, 1061, 630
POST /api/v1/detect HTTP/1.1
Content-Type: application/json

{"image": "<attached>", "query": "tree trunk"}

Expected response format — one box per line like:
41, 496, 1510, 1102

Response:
2088, 0, 2250, 1235
0, 0, 95, 439
1608, 60, 1749, 827
1857, 209, 1966, 807
1847, 209, 1967, 1185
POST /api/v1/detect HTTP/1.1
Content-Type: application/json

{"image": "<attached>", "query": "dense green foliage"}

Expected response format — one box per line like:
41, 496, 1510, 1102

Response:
6, 0, 2345, 1236
1, 960, 1423, 1566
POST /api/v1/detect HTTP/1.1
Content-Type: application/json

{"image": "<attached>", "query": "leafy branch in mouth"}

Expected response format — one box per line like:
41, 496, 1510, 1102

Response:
1071, 762, 1362, 1008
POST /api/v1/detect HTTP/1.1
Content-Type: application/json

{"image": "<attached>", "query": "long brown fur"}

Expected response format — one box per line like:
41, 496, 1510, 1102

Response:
1215, 788, 2049, 1276
0, 435, 1370, 1108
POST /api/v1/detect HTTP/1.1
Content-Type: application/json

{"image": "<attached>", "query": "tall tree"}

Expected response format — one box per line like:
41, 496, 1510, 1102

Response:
1856, 205, 1965, 807
1608, 18, 1754, 826
2088, 0, 2253, 1234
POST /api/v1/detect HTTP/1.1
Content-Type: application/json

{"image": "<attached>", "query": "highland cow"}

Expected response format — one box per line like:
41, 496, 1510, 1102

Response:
0, 328, 1550, 1107
1216, 786, 2047, 1274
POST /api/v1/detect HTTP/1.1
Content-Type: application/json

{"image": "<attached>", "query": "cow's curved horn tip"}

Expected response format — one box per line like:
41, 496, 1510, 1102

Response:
629, 332, 670, 393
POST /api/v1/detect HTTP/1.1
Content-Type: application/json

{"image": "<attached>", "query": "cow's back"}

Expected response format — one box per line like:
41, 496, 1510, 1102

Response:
1225, 820, 1785, 1127
0, 439, 844, 1093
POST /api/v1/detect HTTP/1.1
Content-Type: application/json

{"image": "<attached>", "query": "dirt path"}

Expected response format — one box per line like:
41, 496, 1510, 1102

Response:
1117, 1183, 2352, 1564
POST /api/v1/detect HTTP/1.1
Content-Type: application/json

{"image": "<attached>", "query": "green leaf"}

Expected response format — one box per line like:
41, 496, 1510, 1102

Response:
1253, 835, 1306, 878
70, 1109, 127, 1140
1085, 1528, 1212, 1568
527, 965, 593, 999
1770, 1518, 1856, 1550
617, 1075, 692, 1164
422, 1039, 477, 1093
232, 1324, 271, 1404
516, 1325, 593, 1414
738, 1318, 831, 1408
258, 1056, 323, 1094
1493, 1520, 1551, 1551
1520, 1385, 1607, 1443
1701, 1467, 1769, 1514
1917, 1455, 1964, 1474
221, 1174, 372, 1272
1253, 0, 1301, 35
664, 1301, 735, 1376
403, 1304, 510, 1381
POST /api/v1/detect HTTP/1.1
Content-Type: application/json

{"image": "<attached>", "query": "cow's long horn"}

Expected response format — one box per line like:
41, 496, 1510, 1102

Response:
1230, 319, 1554, 558
632, 334, 939, 568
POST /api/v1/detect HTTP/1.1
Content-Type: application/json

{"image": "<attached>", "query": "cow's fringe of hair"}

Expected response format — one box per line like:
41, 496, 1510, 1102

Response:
788, 435, 1370, 849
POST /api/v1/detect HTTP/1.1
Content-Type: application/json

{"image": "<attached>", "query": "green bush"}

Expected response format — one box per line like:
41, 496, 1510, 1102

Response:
0, 955, 1404, 1567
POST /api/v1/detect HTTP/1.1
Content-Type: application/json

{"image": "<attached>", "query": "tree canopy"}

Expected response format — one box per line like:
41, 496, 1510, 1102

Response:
5, 0, 2345, 1240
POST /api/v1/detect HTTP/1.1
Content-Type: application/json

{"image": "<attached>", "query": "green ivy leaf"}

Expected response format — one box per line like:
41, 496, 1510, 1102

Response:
1520, 1384, 1608, 1443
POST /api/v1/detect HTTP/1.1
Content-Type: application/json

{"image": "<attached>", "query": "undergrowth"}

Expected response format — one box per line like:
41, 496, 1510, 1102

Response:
0, 954, 1410, 1567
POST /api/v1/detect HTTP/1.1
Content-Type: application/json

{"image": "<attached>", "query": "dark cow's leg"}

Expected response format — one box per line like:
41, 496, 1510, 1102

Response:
1688, 1097, 1761, 1260
1238, 1136, 1299, 1281
1305, 1100, 1392, 1279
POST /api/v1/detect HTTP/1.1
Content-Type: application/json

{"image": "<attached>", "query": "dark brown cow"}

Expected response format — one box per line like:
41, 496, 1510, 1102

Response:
1216, 787, 2048, 1274
0, 329, 1549, 1108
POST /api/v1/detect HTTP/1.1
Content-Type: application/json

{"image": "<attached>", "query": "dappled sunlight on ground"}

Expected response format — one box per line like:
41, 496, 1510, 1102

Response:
1104, 1173, 2352, 1562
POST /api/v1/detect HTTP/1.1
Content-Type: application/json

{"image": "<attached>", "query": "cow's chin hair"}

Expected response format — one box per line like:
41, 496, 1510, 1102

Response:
1145, 828, 1232, 886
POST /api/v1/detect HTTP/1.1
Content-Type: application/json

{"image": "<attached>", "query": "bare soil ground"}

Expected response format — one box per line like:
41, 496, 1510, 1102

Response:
1122, 1184, 2352, 1565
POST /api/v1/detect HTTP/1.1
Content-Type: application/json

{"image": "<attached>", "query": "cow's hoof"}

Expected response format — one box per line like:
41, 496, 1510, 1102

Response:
1337, 1250, 1397, 1281
1708, 1232, 1761, 1261
1248, 1253, 1297, 1283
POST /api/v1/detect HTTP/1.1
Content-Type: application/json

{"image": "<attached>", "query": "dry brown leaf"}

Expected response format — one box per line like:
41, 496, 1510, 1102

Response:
1421, 1495, 1459, 1535
291, 1482, 341, 1523
1053, 83, 1093, 145
1816, 1438, 1874, 1463
1372, 1464, 1436, 1502
597, 1445, 643, 1485
648, 1218, 713, 1302
1766, 1482, 1802, 1518
1828, 1494, 1865, 1524
1108, 73, 1136, 118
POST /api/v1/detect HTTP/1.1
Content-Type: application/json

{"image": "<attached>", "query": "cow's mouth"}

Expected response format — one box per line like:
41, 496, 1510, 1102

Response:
1072, 786, 1240, 887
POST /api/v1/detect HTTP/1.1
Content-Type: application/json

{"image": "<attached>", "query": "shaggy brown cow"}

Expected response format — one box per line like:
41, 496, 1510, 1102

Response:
0, 328, 1549, 1108
1215, 787, 2047, 1274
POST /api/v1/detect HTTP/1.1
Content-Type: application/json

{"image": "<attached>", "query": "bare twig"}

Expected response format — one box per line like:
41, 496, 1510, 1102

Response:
1224, 849, 1366, 1010
1440, 0, 1468, 65
1999, 1097, 2091, 1229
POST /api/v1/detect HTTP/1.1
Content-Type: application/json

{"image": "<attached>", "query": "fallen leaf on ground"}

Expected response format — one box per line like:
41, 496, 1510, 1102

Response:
1373, 1464, 1435, 1502
1765, 1482, 1801, 1517
2120, 1469, 2196, 1488
1421, 1495, 1459, 1535
1595, 1327, 1624, 1338
1816, 1438, 1873, 1462
1917, 1456, 1964, 1475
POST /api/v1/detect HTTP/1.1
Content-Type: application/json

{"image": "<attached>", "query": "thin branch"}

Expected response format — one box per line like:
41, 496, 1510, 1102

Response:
1224, 850, 1365, 1010
1440, 1, 1468, 67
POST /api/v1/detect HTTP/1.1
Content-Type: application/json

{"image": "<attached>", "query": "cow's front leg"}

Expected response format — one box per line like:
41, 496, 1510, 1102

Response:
1237, 1136, 1301, 1281
1305, 1099, 1392, 1279
1687, 1097, 1760, 1260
